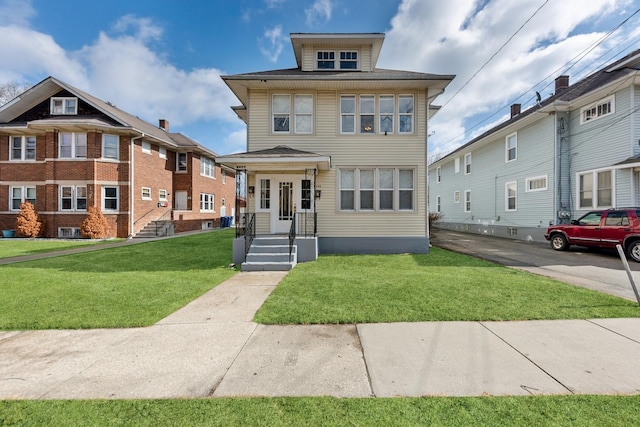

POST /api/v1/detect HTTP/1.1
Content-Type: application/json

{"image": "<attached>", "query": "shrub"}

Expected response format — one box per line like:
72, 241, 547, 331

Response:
428, 211, 443, 236
15, 202, 42, 238
81, 206, 110, 239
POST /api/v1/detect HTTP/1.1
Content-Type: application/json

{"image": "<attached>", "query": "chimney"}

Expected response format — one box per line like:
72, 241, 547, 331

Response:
159, 119, 169, 131
555, 75, 569, 94
510, 103, 521, 118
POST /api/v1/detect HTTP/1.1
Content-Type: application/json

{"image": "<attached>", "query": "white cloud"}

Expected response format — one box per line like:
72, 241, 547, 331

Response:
381, 0, 635, 156
258, 25, 286, 62
264, 0, 286, 8
224, 129, 248, 154
111, 14, 163, 42
305, 0, 333, 26
0, 0, 34, 26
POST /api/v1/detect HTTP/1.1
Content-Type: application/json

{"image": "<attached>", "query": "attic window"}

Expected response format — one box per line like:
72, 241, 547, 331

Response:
580, 95, 614, 124
316, 51, 335, 69
340, 51, 358, 69
51, 97, 77, 115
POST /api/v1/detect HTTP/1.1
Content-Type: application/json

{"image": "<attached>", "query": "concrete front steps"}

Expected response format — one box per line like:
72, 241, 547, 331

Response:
242, 236, 297, 272
134, 220, 174, 239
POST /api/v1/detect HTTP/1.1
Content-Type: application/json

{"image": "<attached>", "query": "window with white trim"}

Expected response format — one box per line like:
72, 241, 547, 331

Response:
505, 181, 517, 211
294, 94, 313, 133
340, 51, 358, 69
159, 189, 168, 201
58, 227, 81, 238
222, 170, 227, 184
201, 157, 215, 178
579, 170, 612, 209
141, 141, 151, 154
340, 95, 356, 134
526, 175, 548, 192
301, 179, 312, 210
454, 190, 460, 203
581, 95, 614, 124
436, 195, 441, 213
272, 94, 291, 133
506, 132, 517, 162
59, 132, 87, 158
102, 134, 119, 160
464, 190, 471, 212
272, 94, 314, 134
464, 153, 472, 175
436, 166, 441, 184
50, 97, 77, 115
200, 193, 214, 212
177, 153, 187, 172
10, 186, 36, 211
102, 186, 118, 211
454, 157, 460, 174
259, 179, 271, 210
339, 168, 415, 212
360, 95, 375, 133
340, 94, 414, 134
159, 146, 167, 159
10, 136, 36, 161
60, 185, 87, 211
316, 51, 335, 69
142, 187, 151, 200
379, 95, 394, 134
398, 95, 414, 133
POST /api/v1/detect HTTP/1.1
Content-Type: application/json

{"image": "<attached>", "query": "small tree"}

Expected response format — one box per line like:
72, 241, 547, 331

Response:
15, 201, 42, 238
81, 206, 110, 239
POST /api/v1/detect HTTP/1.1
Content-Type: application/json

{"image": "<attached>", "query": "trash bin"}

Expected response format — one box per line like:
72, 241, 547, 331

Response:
221, 217, 228, 228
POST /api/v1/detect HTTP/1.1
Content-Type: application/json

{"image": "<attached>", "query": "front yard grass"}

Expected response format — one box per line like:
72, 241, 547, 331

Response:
2, 395, 640, 426
0, 230, 236, 330
0, 238, 122, 259
254, 248, 640, 324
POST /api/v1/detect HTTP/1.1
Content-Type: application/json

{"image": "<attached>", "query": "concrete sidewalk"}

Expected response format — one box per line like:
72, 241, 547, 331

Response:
1, 271, 640, 399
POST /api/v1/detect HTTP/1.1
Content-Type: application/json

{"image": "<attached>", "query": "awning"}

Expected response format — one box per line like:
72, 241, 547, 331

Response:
216, 145, 331, 172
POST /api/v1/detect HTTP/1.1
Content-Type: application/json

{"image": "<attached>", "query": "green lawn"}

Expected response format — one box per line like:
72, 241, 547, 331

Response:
0, 238, 121, 259
254, 248, 640, 324
0, 230, 236, 330
2, 395, 639, 426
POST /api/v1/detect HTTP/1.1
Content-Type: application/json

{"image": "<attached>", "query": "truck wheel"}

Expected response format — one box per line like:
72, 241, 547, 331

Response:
550, 234, 569, 251
626, 241, 640, 262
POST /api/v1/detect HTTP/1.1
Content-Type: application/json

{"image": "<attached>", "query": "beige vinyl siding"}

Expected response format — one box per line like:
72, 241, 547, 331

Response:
247, 90, 269, 150
301, 44, 373, 71
360, 48, 372, 72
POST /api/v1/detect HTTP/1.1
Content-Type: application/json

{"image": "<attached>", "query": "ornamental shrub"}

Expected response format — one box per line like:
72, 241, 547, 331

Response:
15, 201, 42, 238
81, 206, 110, 239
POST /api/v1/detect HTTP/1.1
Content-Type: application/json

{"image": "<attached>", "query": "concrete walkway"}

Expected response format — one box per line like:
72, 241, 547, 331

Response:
1, 269, 640, 399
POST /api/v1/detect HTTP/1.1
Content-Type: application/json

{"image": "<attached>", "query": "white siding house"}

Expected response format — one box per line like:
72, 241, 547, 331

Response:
218, 33, 454, 267
429, 50, 640, 242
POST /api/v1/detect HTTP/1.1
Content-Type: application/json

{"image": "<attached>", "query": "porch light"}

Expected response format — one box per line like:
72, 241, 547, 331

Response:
315, 189, 321, 199
248, 186, 255, 196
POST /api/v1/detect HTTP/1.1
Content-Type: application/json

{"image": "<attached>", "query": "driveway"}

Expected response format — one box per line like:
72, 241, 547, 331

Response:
430, 229, 640, 302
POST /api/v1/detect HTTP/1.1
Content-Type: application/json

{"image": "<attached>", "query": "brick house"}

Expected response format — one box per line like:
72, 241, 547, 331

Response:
0, 76, 235, 238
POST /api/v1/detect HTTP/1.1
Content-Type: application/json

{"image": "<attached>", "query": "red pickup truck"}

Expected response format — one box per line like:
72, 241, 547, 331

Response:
545, 208, 640, 262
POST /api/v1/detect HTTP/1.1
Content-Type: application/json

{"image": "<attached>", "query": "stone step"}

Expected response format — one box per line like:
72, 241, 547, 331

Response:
241, 261, 294, 272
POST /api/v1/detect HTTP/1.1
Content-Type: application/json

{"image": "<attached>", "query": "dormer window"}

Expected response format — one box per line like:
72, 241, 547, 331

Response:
316, 50, 359, 70
51, 97, 77, 115
317, 51, 335, 69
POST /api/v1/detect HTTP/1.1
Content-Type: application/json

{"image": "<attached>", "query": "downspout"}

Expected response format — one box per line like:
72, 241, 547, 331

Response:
425, 88, 430, 241
130, 133, 145, 237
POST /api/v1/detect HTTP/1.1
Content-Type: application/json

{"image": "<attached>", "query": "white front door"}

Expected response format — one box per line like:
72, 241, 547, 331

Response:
274, 180, 294, 233
175, 191, 188, 210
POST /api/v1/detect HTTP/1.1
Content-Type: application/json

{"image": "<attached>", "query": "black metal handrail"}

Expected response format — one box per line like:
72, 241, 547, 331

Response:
244, 213, 256, 259
295, 212, 317, 237
154, 209, 173, 236
288, 214, 296, 262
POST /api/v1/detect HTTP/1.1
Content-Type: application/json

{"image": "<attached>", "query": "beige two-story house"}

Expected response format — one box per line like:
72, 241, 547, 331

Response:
219, 33, 454, 270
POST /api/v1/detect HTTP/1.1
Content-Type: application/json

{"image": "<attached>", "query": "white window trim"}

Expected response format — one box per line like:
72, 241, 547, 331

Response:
59, 132, 87, 159
436, 166, 441, 184
59, 185, 87, 212
58, 227, 81, 238
315, 50, 336, 70
159, 146, 167, 159
102, 134, 119, 160
176, 152, 187, 172
398, 94, 414, 134
294, 94, 313, 134
454, 157, 460, 174
272, 93, 291, 134
464, 153, 472, 175
257, 177, 271, 212
580, 95, 615, 124
200, 156, 215, 178
454, 190, 461, 204
505, 132, 517, 163
337, 167, 416, 213
10, 135, 36, 161
436, 195, 441, 213
464, 190, 471, 212
142, 187, 152, 200
10, 185, 36, 211
50, 97, 78, 115
200, 192, 215, 212
526, 175, 548, 192
222, 170, 227, 184
339, 50, 359, 70
141, 141, 152, 155
102, 186, 119, 212
379, 94, 395, 135
577, 169, 614, 209
340, 95, 356, 135
505, 181, 517, 212
159, 189, 168, 201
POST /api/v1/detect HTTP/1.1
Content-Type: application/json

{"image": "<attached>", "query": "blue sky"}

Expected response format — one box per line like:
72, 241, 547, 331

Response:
1, 0, 639, 158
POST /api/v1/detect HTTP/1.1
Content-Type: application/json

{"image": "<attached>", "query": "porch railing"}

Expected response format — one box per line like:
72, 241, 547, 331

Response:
295, 211, 317, 237
242, 213, 256, 259
155, 209, 173, 236
288, 214, 296, 262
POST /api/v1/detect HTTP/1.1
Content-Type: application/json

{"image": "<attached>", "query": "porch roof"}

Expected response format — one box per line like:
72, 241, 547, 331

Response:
216, 145, 331, 172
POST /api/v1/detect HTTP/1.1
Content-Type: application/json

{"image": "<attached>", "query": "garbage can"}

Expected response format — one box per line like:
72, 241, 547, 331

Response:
221, 216, 228, 228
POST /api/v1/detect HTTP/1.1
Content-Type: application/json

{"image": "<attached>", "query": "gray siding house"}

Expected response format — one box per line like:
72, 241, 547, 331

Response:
429, 50, 640, 242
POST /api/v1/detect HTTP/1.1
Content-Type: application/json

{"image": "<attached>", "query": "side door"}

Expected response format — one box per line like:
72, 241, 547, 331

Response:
175, 191, 188, 210
571, 211, 603, 246
599, 210, 630, 248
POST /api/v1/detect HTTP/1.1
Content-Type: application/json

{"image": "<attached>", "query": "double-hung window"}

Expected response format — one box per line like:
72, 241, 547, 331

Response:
59, 132, 87, 158
177, 153, 187, 172
339, 169, 355, 210
360, 95, 375, 133
272, 94, 291, 133
201, 157, 215, 178
379, 95, 394, 134
436, 166, 441, 184
10, 186, 36, 211
222, 170, 227, 184
10, 136, 36, 161
399, 169, 414, 210
102, 134, 119, 160
272, 94, 313, 134
339, 94, 414, 134
51, 97, 77, 115
60, 185, 87, 211
142, 187, 152, 200
359, 169, 375, 210
340, 95, 356, 134
339, 168, 415, 212
317, 50, 359, 70
579, 170, 612, 209
464, 153, 472, 175
200, 193, 214, 212
464, 190, 471, 212
505, 182, 517, 211
294, 94, 313, 133
506, 133, 517, 162
378, 169, 394, 210
340, 51, 358, 69
398, 95, 414, 133
141, 141, 151, 154
102, 186, 119, 211
159, 189, 168, 201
